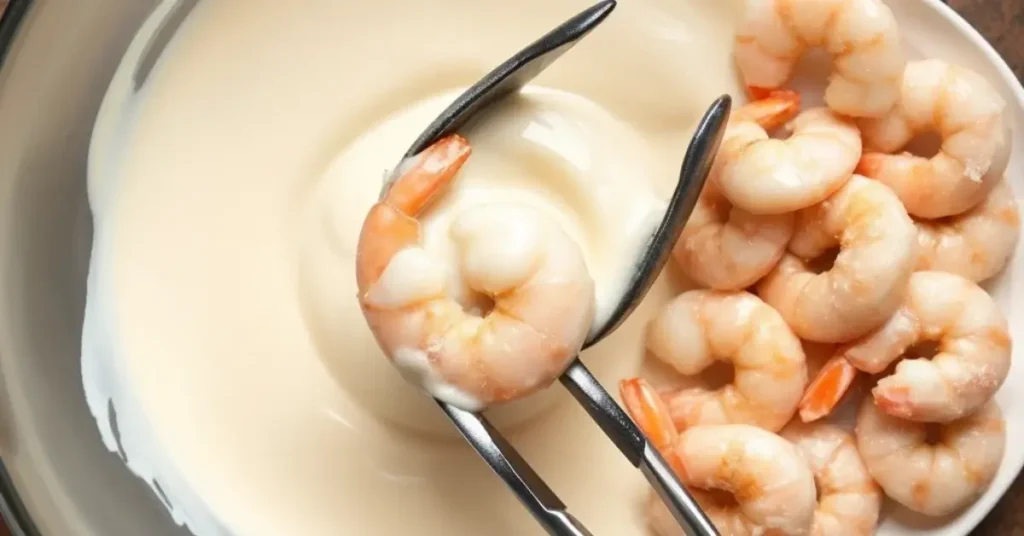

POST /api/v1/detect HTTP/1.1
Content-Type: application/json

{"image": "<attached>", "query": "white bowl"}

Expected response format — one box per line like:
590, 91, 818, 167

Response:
0, 0, 1018, 535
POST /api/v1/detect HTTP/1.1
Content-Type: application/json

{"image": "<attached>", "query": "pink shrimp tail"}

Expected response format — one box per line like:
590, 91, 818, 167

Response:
619, 378, 688, 479
356, 134, 472, 291
739, 89, 802, 130
798, 355, 859, 422
383, 134, 472, 215
856, 153, 887, 178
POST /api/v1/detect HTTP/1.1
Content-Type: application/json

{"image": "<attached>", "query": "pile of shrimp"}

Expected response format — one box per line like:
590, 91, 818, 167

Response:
623, 0, 1019, 534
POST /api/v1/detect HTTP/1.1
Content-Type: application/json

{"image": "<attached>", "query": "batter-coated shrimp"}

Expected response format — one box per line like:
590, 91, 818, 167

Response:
798, 271, 1011, 423
356, 135, 596, 410
758, 175, 917, 343
674, 94, 800, 289
640, 290, 807, 432
717, 106, 862, 216
734, 0, 905, 118
780, 422, 882, 536
855, 398, 1005, 516
621, 381, 817, 536
915, 178, 1020, 283
857, 59, 1011, 219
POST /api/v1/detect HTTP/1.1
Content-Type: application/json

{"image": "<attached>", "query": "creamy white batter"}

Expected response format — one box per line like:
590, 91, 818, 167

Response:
82, 0, 742, 534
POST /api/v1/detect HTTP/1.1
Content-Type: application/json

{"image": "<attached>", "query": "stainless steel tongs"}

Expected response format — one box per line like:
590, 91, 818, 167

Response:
384, 2, 729, 534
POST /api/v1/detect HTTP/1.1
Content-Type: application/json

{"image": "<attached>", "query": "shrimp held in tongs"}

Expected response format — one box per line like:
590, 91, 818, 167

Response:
857, 59, 1011, 219
798, 271, 1011, 423
621, 379, 817, 535
356, 135, 596, 410
734, 0, 905, 118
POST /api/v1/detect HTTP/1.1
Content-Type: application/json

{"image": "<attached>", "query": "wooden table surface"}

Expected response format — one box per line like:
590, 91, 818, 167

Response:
0, 0, 1021, 535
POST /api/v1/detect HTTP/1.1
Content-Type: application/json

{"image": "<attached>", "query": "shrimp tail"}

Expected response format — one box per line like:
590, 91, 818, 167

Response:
855, 153, 886, 178
747, 86, 775, 101
382, 134, 472, 215
619, 378, 688, 478
738, 89, 802, 130
798, 355, 859, 422
356, 134, 472, 291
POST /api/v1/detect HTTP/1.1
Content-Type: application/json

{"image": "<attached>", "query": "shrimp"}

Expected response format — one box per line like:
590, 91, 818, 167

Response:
857, 59, 1011, 219
734, 0, 905, 118
915, 178, 1020, 283
798, 271, 1011, 423
620, 380, 817, 536
757, 175, 917, 343
674, 93, 800, 289
780, 422, 882, 536
717, 106, 862, 216
855, 397, 1005, 516
639, 290, 807, 433
356, 135, 596, 410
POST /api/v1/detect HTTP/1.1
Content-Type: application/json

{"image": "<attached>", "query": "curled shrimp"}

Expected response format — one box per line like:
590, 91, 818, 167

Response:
356, 135, 596, 410
640, 290, 807, 432
915, 178, 1020, 283
780, 421, 882, 536
734, 0, 905, 118
717, 105, 862, 216
855, 397, 1005, 516
621, 380, 817, 536
672, 182, 794, 290
857, 59, 1011, 219
798, 271, 1011, 423
674, 94, 800, 289
757, 175, 917, 343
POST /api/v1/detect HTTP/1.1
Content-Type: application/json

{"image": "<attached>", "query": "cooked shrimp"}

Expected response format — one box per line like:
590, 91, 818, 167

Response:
639, 290, 807, 432
621, 382, 816, 536
798, 271, 1011, 423
717, 106, 862, 215
780, 422, 882, 536
855, 397, 1005, 516
672, 182, 794, 290
857, 59, 1011, 219
356, 135, 596, 410
734, 0, 905, 118
674, 94, 800, 289
915, 178, 1020, 283
757, 175, 917, 343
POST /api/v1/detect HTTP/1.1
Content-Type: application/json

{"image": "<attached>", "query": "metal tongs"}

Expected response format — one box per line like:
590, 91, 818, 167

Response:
385, 2, 729, 534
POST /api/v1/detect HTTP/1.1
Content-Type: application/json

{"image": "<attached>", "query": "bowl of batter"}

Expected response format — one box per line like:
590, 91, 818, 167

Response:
0, 0, 1021, 535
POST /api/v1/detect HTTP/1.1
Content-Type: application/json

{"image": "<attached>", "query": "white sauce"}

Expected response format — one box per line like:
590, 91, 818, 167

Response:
82, 0, 743, 534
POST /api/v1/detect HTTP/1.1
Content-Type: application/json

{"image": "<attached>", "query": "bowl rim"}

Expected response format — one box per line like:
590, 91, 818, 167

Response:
0, 0, 1020, 535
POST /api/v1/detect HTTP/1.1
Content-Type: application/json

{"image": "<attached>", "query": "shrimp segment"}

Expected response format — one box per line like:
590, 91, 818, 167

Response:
621, 381, 817, 536
674, 94, 799, 289
356, 135, 596, 409
857, 59, 1011, 219
780, 422, 882, 536
717, 106, 862, 215
734, 0, 905, 118
757, 175, 917, 343
799, 271, 1011, 423
915, 178, 1020, 283
855, 398, 1005, 516
644, 291, 807, 432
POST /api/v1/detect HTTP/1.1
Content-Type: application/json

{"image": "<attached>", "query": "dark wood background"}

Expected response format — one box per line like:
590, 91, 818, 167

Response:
0, 0, 1020, 535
